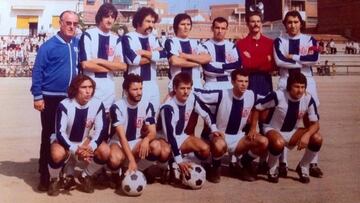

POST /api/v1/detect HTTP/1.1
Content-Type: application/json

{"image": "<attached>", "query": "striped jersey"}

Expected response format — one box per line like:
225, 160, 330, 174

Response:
202, 39, 241, 83
79, 27, 123, 79
164, 37, 207, 83
274, 33, 319, 77
194, 89, 255, 135
110, 97, 156, 141
159, 93, 218, 163
122, 31, 167, 81
55, 98, 107, 154
255, 90, 319, 132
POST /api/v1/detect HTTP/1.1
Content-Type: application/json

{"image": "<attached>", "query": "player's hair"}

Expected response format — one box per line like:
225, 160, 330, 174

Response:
245, 11, 263, 24
68, 75, 96, 99
59, 10, 78, 21
286, 72, 307, 91
173, 72, 193, 89
122, 74, 143, 91
282, 10, 305, 29
132, 7, 159, 28
95, 3, 118, 25
173, 13, 192, 35
231, 68, 249, 81
212, 17, 228, 28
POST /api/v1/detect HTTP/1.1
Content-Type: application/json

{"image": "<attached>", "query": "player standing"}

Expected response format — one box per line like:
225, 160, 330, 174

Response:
31, 10, 79, 191
164, 13, 211, 90
122, 7, 167, 112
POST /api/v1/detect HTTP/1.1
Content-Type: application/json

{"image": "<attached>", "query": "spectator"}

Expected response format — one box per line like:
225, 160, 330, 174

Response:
329, 39, 337, 54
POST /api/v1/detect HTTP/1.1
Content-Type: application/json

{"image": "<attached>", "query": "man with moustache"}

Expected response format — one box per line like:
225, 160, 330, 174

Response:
236, 10, 275, 173
122, 7, 167, 113
107, 74, 170, 192
31, 10, 79, 191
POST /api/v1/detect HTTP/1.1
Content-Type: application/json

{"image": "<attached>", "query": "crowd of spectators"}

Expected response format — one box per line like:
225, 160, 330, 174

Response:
0, 34, 51, 77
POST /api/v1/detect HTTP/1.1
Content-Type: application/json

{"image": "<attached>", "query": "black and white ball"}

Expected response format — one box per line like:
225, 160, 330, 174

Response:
121, 171, 147, 196
182, 163, 206, 190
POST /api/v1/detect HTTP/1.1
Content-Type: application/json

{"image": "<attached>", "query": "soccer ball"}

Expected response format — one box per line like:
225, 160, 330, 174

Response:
121, 171, 147, 196
182, 163, 206, 190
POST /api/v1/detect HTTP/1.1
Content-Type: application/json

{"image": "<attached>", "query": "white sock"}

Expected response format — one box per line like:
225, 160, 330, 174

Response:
63, 157, 76, 176
310, 152, 319, 164
299, 148, 317, 169
268, 153, 280, 175
279, 147, 288, 165
83, 160, 103, 177
48, 165, 62, 179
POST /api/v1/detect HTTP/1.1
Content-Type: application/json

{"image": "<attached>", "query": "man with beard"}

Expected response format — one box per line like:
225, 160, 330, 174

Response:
107, 74, 170, 192
122, 7, 167, 113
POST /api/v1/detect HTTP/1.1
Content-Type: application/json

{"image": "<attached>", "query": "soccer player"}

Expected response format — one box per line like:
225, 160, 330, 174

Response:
159, 73, 222, 179
31, 10, 79, 191
195, 69, 268, 182
47, 75, 110, 196
122, 7, 167, 112
202, 17, 241, 90
164, 13, 211, 90
108, 74, 170, 191
255, 72, 322, 183
273, 10, 323, 177
79, 3, 127, 113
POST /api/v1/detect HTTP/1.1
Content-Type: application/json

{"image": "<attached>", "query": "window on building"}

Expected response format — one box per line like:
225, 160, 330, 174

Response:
87, 0, 95, 5
52, 16, 60, 29
16, 16, 38, 29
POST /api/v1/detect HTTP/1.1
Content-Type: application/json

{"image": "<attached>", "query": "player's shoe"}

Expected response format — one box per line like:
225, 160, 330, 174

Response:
309, 163, 323, 178
267, 170, 279, 183
207, 165, 221, 183
78, 175, 94, 193
62, 175, 76, 190
47, 178, 60, 196
37, 175, 49, 192
239, 164, 257, 182
296, 165, 310, 184
278, 162, 288, 178
257, 161, 269, 175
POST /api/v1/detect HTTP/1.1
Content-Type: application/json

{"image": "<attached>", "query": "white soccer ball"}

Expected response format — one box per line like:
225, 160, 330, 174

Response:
121, 171, 147, 196
182, 163, 206, 190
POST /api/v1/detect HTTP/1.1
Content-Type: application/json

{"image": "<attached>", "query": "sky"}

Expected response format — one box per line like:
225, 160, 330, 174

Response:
165, 0, 245, 14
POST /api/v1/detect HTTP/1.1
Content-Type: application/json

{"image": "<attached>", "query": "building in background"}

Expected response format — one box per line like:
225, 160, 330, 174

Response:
317, 0, 360, 40
0, 0, 83, 36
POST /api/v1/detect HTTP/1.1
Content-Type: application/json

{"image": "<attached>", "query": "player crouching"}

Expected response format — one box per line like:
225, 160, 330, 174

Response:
107, 74, 171, 193
47, 75, 110, 196
255, 72, 322, 183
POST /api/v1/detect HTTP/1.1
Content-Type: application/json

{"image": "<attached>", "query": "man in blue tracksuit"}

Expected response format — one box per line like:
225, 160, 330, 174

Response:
30, 10, 79, 191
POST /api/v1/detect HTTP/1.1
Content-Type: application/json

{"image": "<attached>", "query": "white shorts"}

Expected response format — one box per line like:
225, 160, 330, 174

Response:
224, 132, 245, 154
278, 75, 320, 107
93, 78, 115, 112
109, 138, 141, 151
263, 126, 297, 149
204, 81, 232, 90
142, 81, 160, 113
160, 133, 189, 150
